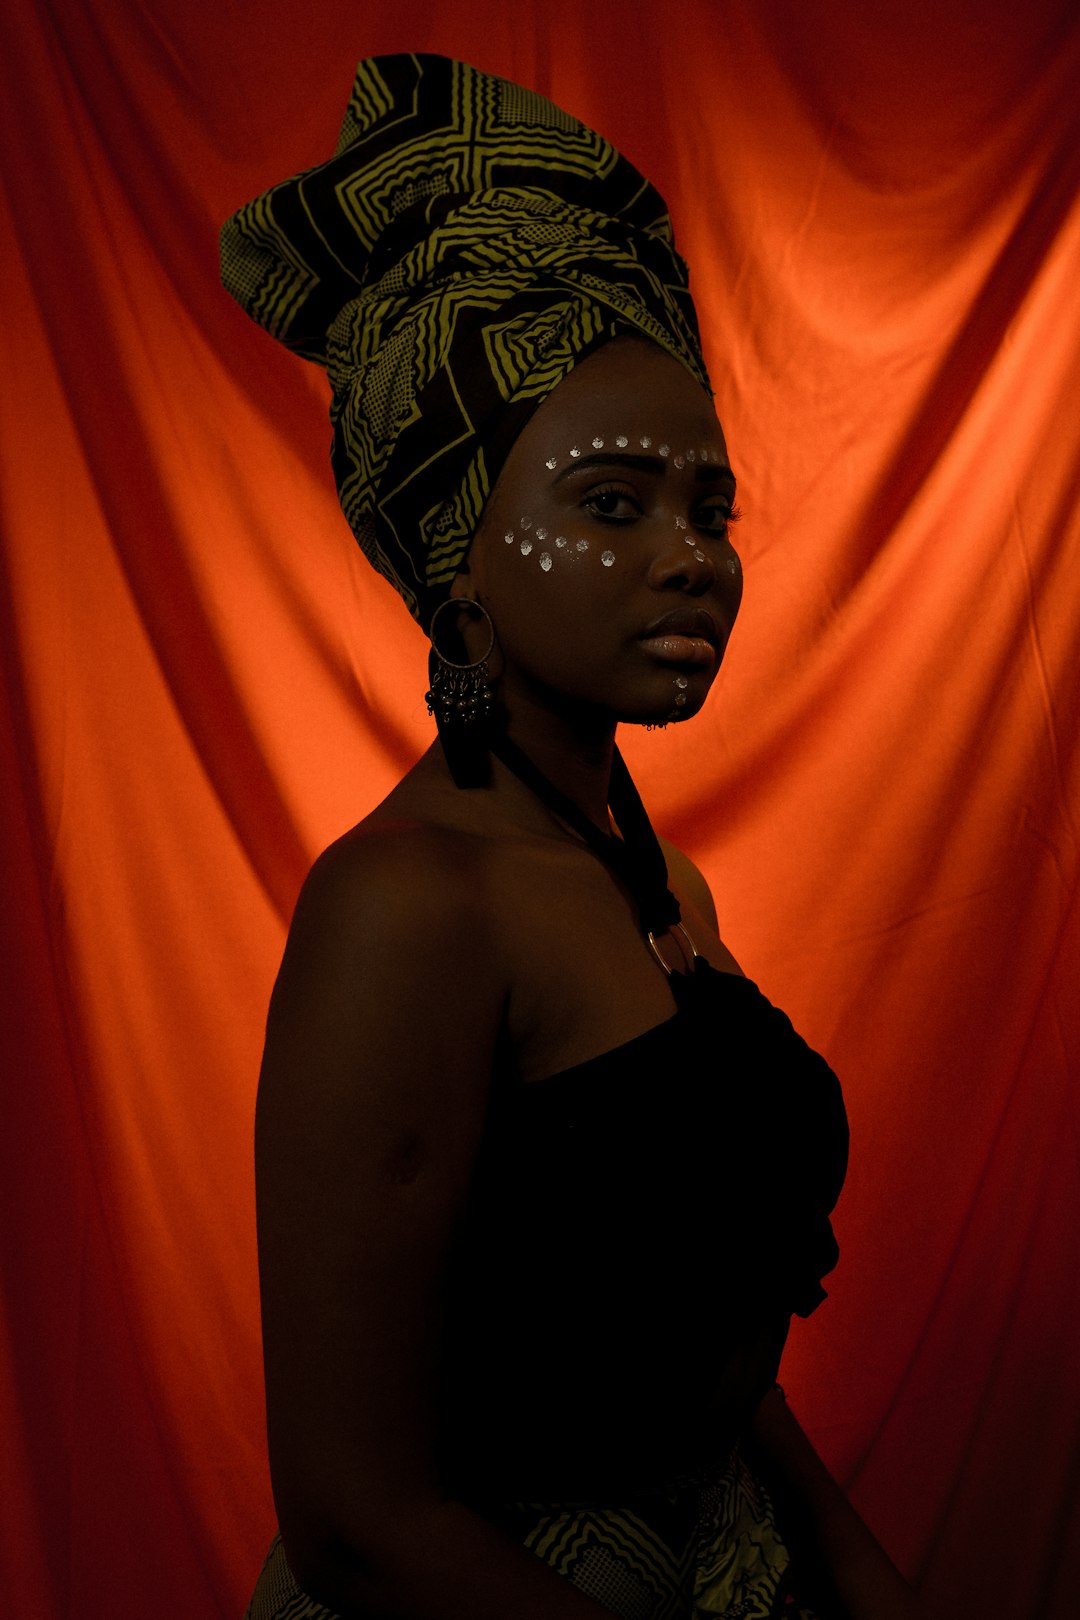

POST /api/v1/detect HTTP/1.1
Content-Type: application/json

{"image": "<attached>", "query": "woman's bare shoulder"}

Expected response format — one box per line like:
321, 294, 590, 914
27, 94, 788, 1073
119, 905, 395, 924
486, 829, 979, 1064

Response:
657, 835, 745, 975
658, 835, 719, 931
293, 743, 569, 952
304, 811, 490, 921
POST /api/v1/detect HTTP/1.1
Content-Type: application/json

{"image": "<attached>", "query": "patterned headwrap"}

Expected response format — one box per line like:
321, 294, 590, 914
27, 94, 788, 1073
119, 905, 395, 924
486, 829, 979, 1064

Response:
220, 53, 710, 629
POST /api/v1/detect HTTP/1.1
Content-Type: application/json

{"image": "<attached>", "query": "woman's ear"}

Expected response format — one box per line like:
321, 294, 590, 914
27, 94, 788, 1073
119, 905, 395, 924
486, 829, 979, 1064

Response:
449, 562, 476, 604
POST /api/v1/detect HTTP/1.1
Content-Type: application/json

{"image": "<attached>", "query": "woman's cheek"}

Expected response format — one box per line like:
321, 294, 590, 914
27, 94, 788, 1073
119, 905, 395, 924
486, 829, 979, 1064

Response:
502, 516, 616, 575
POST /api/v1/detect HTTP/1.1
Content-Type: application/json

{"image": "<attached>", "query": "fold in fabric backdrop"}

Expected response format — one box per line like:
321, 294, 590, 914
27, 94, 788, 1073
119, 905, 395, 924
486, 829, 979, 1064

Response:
2, 2, 1078, 1617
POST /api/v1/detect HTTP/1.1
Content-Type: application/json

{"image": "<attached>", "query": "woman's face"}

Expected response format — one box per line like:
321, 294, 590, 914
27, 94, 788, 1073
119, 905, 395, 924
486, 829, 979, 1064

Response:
454, 337, 742, 732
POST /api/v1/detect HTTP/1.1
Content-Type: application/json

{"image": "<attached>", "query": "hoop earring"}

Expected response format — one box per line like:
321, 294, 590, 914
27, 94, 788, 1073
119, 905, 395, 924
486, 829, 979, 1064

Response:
425, 599, 498, 787
425, 598, 496, 728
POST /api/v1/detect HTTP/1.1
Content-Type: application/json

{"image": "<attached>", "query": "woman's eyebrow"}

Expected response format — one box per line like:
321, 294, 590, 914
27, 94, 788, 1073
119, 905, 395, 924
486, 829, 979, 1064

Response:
554, 451, 664, 482
554, 451, 736, 490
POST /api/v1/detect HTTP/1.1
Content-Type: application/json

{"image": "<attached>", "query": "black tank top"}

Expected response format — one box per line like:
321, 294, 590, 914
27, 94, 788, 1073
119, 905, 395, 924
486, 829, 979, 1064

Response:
436, 741, 849, 1502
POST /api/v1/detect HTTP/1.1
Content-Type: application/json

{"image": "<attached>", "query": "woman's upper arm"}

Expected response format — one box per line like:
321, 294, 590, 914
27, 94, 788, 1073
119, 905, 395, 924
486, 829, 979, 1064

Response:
254, 827, 505, 1572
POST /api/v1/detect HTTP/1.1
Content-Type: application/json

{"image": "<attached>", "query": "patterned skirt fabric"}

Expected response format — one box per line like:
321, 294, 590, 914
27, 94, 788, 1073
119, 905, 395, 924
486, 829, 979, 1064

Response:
244, 1450, 819, 1620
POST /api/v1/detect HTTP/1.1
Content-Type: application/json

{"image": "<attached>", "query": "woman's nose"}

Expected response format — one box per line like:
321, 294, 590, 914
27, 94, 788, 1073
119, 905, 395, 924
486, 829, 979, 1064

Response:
646, 528, 719, 595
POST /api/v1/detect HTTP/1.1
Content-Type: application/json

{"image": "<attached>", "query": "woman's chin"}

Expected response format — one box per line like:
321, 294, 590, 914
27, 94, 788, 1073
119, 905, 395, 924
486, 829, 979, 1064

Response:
625, 700, 701, 729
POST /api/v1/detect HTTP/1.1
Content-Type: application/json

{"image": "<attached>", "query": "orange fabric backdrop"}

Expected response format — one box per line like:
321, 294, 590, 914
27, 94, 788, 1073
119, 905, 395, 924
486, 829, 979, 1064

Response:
2, 2, 1078, 1616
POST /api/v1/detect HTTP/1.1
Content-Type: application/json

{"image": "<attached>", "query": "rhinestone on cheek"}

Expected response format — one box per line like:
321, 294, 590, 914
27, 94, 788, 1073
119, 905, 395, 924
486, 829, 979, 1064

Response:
694, 549, 706, 562
687, 449, 696, 462
569, 445, 581, 458
675, 515, 687, 529
555, 536, 567, 548
504, 530, 515, 544
675, 676, 689, 689
674, 692, 688, 706
658, 444, 670, 457
520, 516, 532, 529
576, 539, 588, 552
592, 436, 604, 449
520, 540, 533, 556
640, 435, 652, 448
545, 457, 557, 470
674, 454, 686, 469
601, 550, 615, 567
536, 527, 548, 541
727, 558, 739, 575
540, 553, 553, 572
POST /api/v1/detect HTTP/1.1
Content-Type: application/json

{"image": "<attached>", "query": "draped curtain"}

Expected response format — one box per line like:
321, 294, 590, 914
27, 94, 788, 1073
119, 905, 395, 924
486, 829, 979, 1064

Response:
2, 2, 1078, 1616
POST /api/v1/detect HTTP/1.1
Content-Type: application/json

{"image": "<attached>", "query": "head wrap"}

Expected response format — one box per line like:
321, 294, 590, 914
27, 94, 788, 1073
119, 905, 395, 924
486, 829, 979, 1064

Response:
220, 52, 710, 629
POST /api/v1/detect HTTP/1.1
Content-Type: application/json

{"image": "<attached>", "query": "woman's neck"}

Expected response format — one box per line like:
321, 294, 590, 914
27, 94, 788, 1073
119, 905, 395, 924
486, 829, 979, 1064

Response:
494, 693, 617, 831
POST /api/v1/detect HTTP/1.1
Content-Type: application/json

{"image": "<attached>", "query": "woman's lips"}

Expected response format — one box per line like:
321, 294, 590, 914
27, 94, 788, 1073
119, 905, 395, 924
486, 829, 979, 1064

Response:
638, 610, 720, 667
639, 633, 716, 666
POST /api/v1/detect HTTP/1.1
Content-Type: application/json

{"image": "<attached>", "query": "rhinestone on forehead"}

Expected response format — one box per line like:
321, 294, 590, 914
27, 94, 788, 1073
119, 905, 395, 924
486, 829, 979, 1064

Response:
601, 550, 615, 567
520, 540, 533, 556
540, 553, 552, 572
504, 530, 515, 544
615, 434, 629, 448
520, 516, 531, 530
658, 444, 670, 457
569, 445, 581, 458
576, 539, 588, 552
592, 436, 604, 449
640, 435, 652, 448
545, 456, 557, 470
687, 449, 696, 463
555, 537, 567, 548
536, 527, 548, 541
674, 454, 686, 469
675, 516, 687, 529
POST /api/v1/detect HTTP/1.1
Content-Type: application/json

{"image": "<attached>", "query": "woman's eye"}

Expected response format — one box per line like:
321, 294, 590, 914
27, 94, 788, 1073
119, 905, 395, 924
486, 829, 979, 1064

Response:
582, 486, 641, 522
695, 502, 742, 537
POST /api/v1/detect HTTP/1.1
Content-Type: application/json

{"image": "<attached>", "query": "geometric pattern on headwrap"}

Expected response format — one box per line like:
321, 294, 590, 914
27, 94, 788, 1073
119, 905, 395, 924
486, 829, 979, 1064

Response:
221, 54, 711, 627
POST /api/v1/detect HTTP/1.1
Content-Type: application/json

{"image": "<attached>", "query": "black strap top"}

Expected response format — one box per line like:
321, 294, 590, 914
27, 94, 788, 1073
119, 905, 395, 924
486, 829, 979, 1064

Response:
435, 741, 849, 1503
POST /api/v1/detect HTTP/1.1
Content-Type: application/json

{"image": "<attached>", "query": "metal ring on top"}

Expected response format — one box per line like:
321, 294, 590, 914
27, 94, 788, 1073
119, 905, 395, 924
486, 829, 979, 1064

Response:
646, 921, 701, 977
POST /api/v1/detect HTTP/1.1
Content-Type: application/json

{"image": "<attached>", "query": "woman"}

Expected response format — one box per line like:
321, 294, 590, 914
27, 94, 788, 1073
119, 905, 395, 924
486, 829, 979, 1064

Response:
222, 52, 920, 1620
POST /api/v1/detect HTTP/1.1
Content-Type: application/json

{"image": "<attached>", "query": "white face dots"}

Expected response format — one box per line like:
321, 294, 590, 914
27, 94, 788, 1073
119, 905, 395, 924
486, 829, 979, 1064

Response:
511, 432, 732, 582
510, 513, 596, 576
541, 436, 724, 472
